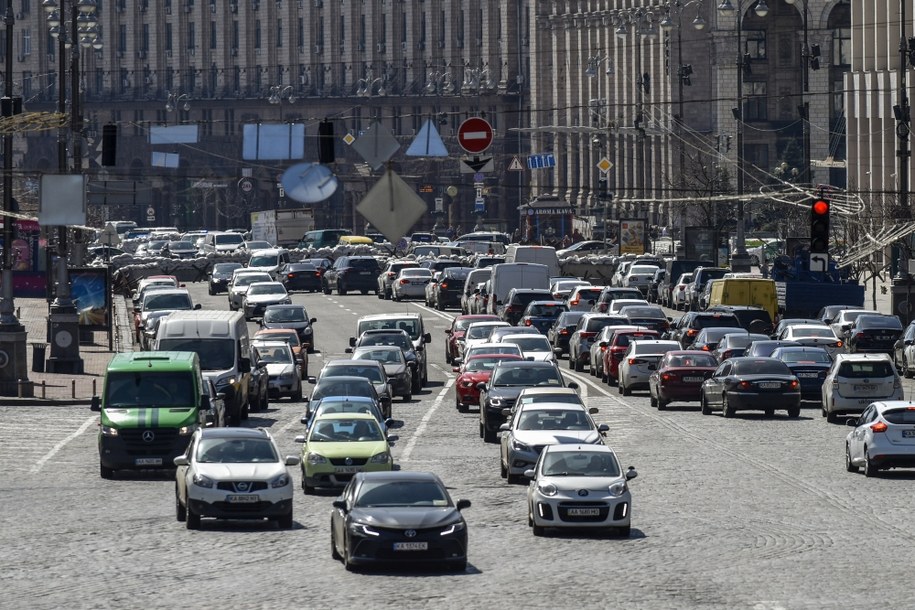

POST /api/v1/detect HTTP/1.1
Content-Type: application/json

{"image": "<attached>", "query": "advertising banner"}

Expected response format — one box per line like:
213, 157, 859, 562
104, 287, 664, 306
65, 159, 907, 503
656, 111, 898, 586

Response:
69, 267, 110, 330
618, 219, 646, 255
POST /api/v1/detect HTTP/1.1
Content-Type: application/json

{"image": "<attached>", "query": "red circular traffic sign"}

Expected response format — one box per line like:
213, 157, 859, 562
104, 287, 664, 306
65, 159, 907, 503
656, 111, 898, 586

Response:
457, 117, 494, 154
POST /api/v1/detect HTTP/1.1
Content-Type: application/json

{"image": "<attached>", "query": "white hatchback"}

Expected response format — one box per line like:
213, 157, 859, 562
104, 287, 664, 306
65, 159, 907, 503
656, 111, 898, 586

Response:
846, 401, 915, 476
822, 353, 903, 423
392, 268, 434, 301
617, 340, 681, 396
499, 333, 556, 362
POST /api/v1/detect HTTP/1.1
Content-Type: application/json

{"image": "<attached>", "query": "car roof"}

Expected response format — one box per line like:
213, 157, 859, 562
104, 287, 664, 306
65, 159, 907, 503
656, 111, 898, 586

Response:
359, 313, 421, 321
834, 353, 893, 361
325, 359, 382, 368
311, 412, 378, 422
500, 333, 550, 341
355, 471, 442, 483
541, 444, 615, 455
467, 353, 524, 360
493, 360, 559, 369
518, 387, 578, 395
517, 402, 589, 412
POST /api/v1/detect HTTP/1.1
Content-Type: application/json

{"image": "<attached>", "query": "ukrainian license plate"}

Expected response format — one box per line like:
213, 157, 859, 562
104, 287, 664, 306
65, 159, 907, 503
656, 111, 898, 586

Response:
226, 494, 260, 503
134, 457, 162, 466
854, 384, 877, 392
393, 542, 428, 551
334, 466, 361, 474
759, 382, 781, 389
567, 507, 601, 516
359, 271, 371, 275
878, 335, 893, 341
797, 372, 819, 378
903, 430, 915, 438
683, 376, 703, 383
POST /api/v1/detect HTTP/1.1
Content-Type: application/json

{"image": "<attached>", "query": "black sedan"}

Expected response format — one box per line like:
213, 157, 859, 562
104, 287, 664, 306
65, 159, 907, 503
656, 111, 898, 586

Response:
547, 311, 585, 356
261, 304, 317, 352
331, 471, 471, 572
618, 305, 670, 335
769, 346, 833, 403
280, 262, 323, 293
846, 314, 904, 355
207, 262, 243, 295
700, 357, 801, 418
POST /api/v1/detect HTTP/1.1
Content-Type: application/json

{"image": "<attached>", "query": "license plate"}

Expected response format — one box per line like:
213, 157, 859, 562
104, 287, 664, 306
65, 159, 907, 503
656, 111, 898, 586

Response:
903, 430, 915, 438
854, 385, 877, 392
359, 271, 371, 275
567, 507, 601, 516
797, 372, 819, 378
334, 466, 361, 474
226, 494, 260, 504
759, 382, 781, 389
683, 376, 703, 383
393, 542, 428, 551
134, 457, 162, 466
878, 336, 892, 341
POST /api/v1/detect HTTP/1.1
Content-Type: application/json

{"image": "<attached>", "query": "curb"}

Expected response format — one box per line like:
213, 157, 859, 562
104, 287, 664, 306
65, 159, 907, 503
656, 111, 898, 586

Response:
4, 398, 92, 407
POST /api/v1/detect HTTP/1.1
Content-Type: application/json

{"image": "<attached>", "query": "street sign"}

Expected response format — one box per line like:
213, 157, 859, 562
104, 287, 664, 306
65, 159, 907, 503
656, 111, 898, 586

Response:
809, 253, 828, 273
527, 153, 556, 169
457, 117, 494, 154
356, 169, 428, 245
460, 156, 494, 173
474, 197, 485, 213
508, 156, 525, 171
238, 177, 254, 193
597, 157, 613, 173
98, 225, 119, 247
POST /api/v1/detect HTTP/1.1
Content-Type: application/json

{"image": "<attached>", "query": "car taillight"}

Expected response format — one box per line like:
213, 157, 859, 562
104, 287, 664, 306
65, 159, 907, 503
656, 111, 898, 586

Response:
789, 379, 799, 389
600, 345, 607, 352
553, 293, 563, 299
678, 286, 685, 291
570, 298, 580, 305
835, 341, 843, 348
739, 381, 751, 389
400, 279, 409, 284
687, 329, 698, 336
559, 329, 569, 335
441, 282, 449, 289
661, 373, 672, 381
287, 273, 296, 278
854, 332, 864, 340
524, 319, 532, 326
871, 421, 888, 433
387, 272, 395, 278
580, 332, 595, 339
628, 358, 637, 365
314, 271, 321, 277
700, 345, 710, 351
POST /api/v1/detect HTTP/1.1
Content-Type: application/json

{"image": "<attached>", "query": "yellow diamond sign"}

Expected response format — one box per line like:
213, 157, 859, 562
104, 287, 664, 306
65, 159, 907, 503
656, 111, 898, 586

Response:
597, 157, 613, 173
342, 132, 356, 146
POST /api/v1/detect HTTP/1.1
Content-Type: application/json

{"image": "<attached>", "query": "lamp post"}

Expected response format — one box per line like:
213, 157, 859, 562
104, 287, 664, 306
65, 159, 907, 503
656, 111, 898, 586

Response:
165, 91, 191, 123
718, 0, 769, 272
783, 0, 816, 188
42, 0, 100, 374
424, 69, 455, 96
893, 0, 911, 285
355, 67, 385, 97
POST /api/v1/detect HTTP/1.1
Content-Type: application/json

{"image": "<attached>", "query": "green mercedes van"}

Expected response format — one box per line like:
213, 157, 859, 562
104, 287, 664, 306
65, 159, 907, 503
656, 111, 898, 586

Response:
92, 351, 210, 479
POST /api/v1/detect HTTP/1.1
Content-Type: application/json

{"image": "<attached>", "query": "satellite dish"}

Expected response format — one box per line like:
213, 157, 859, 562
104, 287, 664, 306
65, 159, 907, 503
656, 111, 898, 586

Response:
281, 162, 339, 203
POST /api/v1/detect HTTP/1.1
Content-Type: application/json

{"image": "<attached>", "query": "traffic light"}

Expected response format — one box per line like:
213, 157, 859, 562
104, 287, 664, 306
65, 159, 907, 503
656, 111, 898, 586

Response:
317, 119, 335, 164
810, 198, 830, 254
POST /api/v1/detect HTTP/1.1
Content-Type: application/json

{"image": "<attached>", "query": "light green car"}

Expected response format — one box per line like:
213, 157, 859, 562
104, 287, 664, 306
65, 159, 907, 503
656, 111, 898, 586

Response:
294, 412, 393, 494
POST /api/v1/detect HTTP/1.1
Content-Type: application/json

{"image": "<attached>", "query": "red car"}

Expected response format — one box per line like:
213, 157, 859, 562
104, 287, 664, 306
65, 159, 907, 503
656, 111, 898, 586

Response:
647, 350, 719, 409
444, 314, 500, 364
601, 328, 660, 386
452, 353, 523, 413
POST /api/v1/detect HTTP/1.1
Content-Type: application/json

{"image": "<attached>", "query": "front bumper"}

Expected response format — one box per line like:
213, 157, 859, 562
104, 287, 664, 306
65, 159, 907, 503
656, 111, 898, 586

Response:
98, 431, 192, 471
303, 460, 392, 488
188, 495, 292, 520
267, 376, 298, 397
483, 404, 511, 431
530, 490, 632, 529
346, 527, 467, 566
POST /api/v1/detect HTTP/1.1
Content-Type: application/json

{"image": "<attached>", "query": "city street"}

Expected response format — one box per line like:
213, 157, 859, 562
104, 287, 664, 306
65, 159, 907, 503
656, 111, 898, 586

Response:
2, 282, 914, 609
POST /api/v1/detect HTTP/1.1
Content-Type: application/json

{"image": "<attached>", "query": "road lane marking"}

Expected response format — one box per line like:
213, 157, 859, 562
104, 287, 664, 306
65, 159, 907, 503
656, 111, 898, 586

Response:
400, 368, 454, 464
31, 416, 97, 474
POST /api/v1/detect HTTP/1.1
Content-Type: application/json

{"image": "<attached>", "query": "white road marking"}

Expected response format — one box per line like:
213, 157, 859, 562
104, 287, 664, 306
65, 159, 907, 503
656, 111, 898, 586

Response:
31, 416, 98, 474
400, 369, 454, 464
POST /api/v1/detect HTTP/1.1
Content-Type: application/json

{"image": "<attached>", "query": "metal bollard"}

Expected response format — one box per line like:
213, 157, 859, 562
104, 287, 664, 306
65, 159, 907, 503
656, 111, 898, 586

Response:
41, 380, 46, 400
72, 379, 76, 399
92, 379, 96, 396
18, 379, 23, 399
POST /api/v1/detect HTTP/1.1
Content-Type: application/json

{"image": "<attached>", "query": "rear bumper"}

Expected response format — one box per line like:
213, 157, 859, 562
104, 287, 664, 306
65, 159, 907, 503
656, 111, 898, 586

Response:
727, 391, 801, 411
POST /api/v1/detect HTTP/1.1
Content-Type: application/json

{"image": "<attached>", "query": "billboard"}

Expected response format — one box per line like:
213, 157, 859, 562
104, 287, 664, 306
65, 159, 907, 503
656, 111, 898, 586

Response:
618, 219, 647, 255
69, 267, 110, 330
684, 227, 718, 265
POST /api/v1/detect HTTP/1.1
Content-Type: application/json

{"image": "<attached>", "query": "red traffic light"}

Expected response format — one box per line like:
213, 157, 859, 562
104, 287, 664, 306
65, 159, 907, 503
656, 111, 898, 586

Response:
812, 199, 830, 215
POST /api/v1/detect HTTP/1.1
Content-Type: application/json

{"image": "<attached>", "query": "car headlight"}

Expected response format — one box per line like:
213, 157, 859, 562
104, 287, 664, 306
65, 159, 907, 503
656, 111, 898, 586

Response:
538, 483, 558, 497
350, 522, 380, 537
270, 472, 291, 488
178, 424, 198, 436
214, 374, 236, 390
100, 425, 118, 437
511, 439, 532, 452
608, 481, 627, 497
307, 452, 327, 465
488, 398, 503, 407
192, 473, 214, 488
280, 372, 296, 381
282, 298, 292, 305
369, 451, 390, 464
440, 521, 466, 536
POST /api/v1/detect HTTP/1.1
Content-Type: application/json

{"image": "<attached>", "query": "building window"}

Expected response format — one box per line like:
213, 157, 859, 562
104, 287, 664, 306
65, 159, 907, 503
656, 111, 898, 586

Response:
744, 81, 767, 121
255, 19, 262, 49
21, 71, 31, 98
232, 21, 239, 49
46, 29, 55, 56
832, 78, 845, 115
833, 28, 850, 67
745, 30, 766, 60
142, 24, 149, 51
165, 23, 173, 51
297, 17, 304, 48
225, 108, 235, 136
20, 28, 31, 57
744, 143, 768, 171
777, 33, 793, 67
210, 21, 216, 49
187, 23, 195, 50
277, 19, 283, 48
202, 109, 212, 136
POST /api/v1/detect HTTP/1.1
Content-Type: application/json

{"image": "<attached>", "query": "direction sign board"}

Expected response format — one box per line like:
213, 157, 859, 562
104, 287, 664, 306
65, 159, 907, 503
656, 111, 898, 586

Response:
527, 153, 556, 169
809, 253, 828, 273
457, 117, 494, 154
98, 225, 120, 247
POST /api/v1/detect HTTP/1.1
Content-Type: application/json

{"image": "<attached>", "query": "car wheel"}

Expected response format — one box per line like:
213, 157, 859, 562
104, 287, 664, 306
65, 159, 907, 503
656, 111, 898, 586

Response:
277, 510, 293, 530
403, 392, 412, 402
100, 463, 114, 479
864, 449, 879, 477
208, 285, 215, 295
574, 358, 583, 372
323, 285, 332, 295
700, 394, 712, 416
787, 405, 800, 418
479, 421, 485, 438
657, 397, 667, 411
567, 355, 575, 370
618, 525, 631, 538
532, 523, 546, 537
292, 383, 303, 402
186, 506, 200, 530
377, 291, 384, 299
337, 283, 347, 296
650, 395, 657, 409
331, 526, 342, 560
175, 487, 186, 522
445, 350, 452, 365
845, 444, 859, 473
905, 356, 914, 379
411, 375, 422, 393
500, 460, 507, 479
483, 426, 497, 444
622, 383, 632, 396
343, 545, 357, 572
826, 410, 838, 424
241, 398, 250, 421
722, 394, 735, 418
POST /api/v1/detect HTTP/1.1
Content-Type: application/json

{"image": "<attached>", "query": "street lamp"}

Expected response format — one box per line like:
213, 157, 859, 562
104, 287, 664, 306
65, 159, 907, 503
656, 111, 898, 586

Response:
42, 0, 101, 374
165, 92, 191, 113
424, 69, 454, 95
717, 0, 769, 271
355, 67, 385, 97
268, 85, 296, 104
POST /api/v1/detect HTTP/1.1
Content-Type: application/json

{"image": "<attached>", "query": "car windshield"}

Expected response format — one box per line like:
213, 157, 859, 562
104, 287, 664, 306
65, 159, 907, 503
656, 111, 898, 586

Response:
264, 307, 306, 323
235, 274, 271, 287
312, 380, 374, 400
491, 367, 562, 386
621, 307, 665, 318
467, 325, 501, 340
248, 284, 286, 295
168, 241, 194, 250
519, 393, 582, 405
256, 332, 300, 347
666, 354, 718, 368
249, 255, 279, 267
466, 346, 522, 358
359, 333, 411, 350
309, 419, 383, 442
694, 315, 741, 329
354, 480, 450, 508
215, 234, 244, 246
144, 293, 191, 310
505, 337, 552, 352
527, 303, 567, 317
586, 317, 629, 332
195, 438, 278, 463
353, 348, 405, 365
541, 451, 620, 477
257, 346, 293, 364
629, 265, 659, 274
614, 332, 656, 347
105, 371, 194, 408
326, 365, 384, 383
401, 269, 432, 277
574, 288, 603, 300
701, 328, 746, 342
348, 258, 379, 270
730, 360, 790, 375
313, 401, 378, 420
518, 409, 592, 431
721, 334, 767, 348
856, 315, 904, 330
777, 350, 832, 364
213, 263, 242, 275
360, 318, 419, 339
791, 327, 836, 338
837, 361, 896, 378
156, 338, 235, 370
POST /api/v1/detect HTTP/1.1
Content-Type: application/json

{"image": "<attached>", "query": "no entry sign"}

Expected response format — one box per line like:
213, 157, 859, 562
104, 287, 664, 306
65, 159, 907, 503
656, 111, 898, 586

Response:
457, 117, 494, 154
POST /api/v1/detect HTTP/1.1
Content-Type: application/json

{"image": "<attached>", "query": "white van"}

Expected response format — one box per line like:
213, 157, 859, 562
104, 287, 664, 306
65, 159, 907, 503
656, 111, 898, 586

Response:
504, 245, 561, 277
246, 248, 290, 279
462, 268, 492, 314
154, 310, 254, 425
486, 262, 551, 317
202, 231, 245, 254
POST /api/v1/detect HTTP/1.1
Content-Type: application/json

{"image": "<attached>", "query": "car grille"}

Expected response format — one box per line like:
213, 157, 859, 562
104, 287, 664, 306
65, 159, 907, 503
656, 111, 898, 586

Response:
216, 481, 269, 492
210, 501, 274, 513
558, 501, 609, 522
118, 428, 180, 454
329, 457, 368, 466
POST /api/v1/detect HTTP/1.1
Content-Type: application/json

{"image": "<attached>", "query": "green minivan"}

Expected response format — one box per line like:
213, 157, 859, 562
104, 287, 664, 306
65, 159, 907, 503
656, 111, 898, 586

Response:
92, 351, 211, 479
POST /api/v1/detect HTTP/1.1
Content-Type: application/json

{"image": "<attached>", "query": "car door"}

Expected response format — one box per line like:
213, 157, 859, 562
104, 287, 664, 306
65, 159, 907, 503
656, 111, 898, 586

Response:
176, 435, 197, 505
332, 480, 356, 551
500, 407, 522, 467
849, 405, 876, 460
704, 362, 731, 406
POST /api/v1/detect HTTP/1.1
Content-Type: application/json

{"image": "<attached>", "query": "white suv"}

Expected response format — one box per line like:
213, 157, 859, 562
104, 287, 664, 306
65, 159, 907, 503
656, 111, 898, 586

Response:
821, 353, 903, 423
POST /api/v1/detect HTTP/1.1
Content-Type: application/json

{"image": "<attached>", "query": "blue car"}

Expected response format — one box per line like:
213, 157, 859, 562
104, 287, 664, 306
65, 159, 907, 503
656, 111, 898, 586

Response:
519, 300, 569, 334
770, 346, 833, 402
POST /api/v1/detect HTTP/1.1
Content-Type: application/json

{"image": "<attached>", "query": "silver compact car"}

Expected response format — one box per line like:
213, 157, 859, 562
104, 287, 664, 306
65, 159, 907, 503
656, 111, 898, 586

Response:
846, 401, 915, 476
617, 340, 681, 396
525, 444, 637, 537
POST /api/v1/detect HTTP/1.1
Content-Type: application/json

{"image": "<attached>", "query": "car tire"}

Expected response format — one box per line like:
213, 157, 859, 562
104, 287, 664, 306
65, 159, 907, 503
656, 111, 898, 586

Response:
722, 394, 735, 418
574, 358, 583, 373
532, 523, 546, 537
657, 397, 667, 411
483, 426, 497, 444
905, 356, 914, 379
403, 392, 412, 402
826, 410, 838, 424
377, 291, 384, 299
175, 490, 186, 522
650, 394, 657, 408
700, 394, 712, 415
343, 546, 357, 572
845, 444, 859, 473
500, 460, 507, 479
337, 283, 347, 296
765, 408, 775, 417
864, 449, 879, 477
186, 507, 200, 530
277, 510, 293, 530
292, 384, 303, 402
100, 463, 114, 479
787, 405, 800, 418
411, 375, 421, 393
208, 285, 215, 296
331, 527, 342, 560
323, 285, 332, 295
241, 398, 250, 421
567, 355, 575, 370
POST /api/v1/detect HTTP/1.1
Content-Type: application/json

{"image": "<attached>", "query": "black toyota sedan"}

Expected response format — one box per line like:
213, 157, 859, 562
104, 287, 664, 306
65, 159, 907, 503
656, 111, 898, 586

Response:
330, 471, 471, 572
700, 357, 801, 418
207, 262, 243, 295
280, 262, 323, 293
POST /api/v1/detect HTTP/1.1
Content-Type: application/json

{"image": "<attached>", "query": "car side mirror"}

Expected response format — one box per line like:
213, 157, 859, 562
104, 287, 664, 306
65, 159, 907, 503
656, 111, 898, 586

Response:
456, 499, 472, 511
294, 435, 306, 443
500, 410, 512, 419
90, 395, 101, 412
423, 333, 432, 343
285, 456, 301, 466
476, 382, 487, 391
452, 366, 460, 373
598, 423, 610, 433
386, 434, 399, 442
307, 376, 317, 384
300, 415, 309, 424
173, 456, 189, 466
310, 318, 317, 324
523, 469, 536, 479
344, 347, 353, 354
194, 304, 202, 310
567, 381, 579, 391
625, 466, 638, 480
332, 499, 348, 512
348, 337, 356, 347
588, 407, 599, 415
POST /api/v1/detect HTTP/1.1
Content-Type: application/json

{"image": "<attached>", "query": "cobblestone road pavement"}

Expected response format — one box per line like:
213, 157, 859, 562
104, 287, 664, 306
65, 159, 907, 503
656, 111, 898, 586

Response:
3, 283, 915, 609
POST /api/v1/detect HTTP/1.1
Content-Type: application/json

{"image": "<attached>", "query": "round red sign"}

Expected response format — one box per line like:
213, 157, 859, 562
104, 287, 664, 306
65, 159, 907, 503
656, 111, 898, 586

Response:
457, 117, 494, 154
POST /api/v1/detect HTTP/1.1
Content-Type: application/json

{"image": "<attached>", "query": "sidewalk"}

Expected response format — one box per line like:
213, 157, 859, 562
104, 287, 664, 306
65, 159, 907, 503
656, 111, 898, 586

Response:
12, 294, 134, 403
